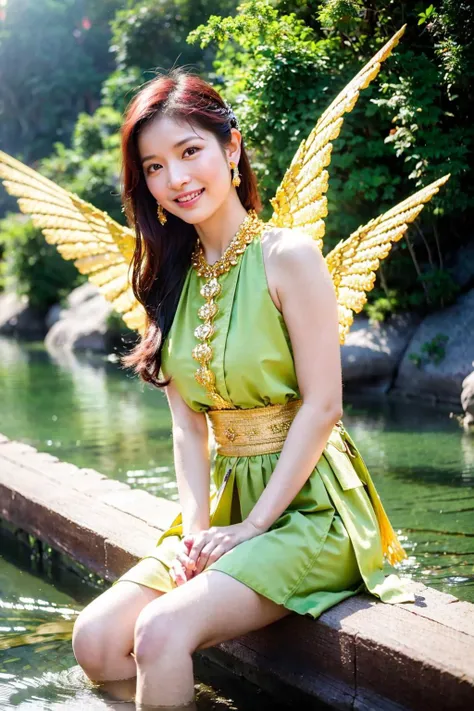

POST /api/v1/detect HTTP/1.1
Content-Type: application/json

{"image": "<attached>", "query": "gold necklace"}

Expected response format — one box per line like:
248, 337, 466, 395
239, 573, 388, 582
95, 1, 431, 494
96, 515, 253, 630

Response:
190, 209, 266, 409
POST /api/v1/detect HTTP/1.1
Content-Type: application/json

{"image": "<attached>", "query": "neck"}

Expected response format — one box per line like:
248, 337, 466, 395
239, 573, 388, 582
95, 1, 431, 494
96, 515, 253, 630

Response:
194, 193, 250, 265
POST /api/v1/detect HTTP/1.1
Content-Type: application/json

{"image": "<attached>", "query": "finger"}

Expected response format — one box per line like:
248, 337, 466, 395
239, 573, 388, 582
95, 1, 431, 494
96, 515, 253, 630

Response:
176, 550, 196, 571
202, 544, 226, 570
178, 557, 195, 582
182, 535, 195, 551
170, 562, 181, 587
188, 535, 208, 566
171, 559, 187, 586
194, 541, 218, 575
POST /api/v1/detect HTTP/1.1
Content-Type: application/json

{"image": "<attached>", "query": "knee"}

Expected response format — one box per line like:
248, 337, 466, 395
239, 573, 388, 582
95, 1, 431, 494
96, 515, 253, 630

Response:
72, 608, 109, 679
134, 605, 189, 665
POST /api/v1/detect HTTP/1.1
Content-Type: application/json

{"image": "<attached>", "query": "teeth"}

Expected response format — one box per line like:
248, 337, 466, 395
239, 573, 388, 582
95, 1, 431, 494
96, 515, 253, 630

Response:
177, 189, 203, 203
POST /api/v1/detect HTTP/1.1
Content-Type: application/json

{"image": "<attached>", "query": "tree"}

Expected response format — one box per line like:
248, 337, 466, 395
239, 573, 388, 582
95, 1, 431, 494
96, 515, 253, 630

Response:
188, 0, 473, 315
0, 0, 124, 162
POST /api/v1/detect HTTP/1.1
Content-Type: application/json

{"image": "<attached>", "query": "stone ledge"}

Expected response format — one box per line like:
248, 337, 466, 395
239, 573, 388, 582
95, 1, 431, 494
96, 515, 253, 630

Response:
1, 433, 473, 711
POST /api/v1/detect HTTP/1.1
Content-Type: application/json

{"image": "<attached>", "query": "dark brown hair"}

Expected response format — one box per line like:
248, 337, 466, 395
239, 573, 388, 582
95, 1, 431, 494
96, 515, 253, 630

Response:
119, 67, 262, 388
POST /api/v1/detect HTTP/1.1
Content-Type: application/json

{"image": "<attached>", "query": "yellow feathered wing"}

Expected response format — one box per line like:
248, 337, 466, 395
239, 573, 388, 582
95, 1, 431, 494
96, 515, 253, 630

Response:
0, 149, 147, 336
267, 22, 451, 565
325, 174, 451, 566
269, 24, 407, 250
326, 173, 451, 346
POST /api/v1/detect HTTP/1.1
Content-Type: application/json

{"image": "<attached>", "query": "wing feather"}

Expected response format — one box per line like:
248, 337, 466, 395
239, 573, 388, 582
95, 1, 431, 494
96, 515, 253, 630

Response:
325, 174, 451, 344
269, 25, 407, 250
0, 149, 146, 335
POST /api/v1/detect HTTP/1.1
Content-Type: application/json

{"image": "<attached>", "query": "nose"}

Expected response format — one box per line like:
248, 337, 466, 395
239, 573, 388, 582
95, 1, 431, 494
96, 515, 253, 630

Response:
167, 164, 191, 192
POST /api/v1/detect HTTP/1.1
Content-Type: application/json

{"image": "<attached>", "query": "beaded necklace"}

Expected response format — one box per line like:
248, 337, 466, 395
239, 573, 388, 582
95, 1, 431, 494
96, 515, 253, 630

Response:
190, 209, 266, 409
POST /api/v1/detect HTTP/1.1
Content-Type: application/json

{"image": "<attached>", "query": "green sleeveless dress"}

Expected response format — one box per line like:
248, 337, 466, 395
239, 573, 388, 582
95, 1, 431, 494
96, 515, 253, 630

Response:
113, 231, 415, 617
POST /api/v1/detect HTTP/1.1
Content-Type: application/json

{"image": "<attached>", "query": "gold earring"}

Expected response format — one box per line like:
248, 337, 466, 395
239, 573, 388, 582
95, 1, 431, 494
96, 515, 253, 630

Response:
230, 161, 241, 188
157, 202, 167, 225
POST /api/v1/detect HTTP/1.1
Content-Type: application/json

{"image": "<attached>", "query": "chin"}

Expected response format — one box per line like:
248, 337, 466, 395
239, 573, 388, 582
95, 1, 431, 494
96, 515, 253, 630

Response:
175, 205, 219, 226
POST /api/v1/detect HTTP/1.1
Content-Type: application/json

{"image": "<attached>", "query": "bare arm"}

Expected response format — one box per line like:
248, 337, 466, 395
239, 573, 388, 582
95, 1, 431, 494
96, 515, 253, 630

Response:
246, 228, 343, 532
165, 377, 211, 535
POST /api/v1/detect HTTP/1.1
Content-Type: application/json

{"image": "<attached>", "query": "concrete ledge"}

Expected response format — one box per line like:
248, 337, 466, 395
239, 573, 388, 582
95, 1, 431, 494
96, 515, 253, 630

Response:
1, 433, 473, 710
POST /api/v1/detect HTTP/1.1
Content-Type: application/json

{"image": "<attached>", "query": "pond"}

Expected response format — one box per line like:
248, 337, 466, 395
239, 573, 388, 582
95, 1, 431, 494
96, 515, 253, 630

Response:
0, 334, 473, 609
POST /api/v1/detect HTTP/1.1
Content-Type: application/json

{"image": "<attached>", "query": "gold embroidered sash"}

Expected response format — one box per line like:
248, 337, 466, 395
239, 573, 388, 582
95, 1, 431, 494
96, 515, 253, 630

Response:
206, 399, 303, 456
206, 398, 408, 565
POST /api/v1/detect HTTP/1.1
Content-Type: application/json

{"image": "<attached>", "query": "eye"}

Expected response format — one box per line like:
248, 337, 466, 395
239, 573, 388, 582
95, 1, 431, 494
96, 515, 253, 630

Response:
184, 146, 200, 157
146, 163, 161, 175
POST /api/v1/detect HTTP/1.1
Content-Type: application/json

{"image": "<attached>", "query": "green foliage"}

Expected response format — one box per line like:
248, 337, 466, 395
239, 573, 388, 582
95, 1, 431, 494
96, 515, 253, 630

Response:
109, 0, 237, 90
408, 333, 449, 367
1, 0, 473, 323
101, 67, 144, 114
0, 106, 123, 309
0, 0, 237, 312
418, 268, 460, 308
317, 0, 363, 29
189, 0, 340, 220
418, 4, 436, 25
0, 0, 124, 162
0, 213, 84, 313
188, 0, 473, 315
38, 106, 124, 223
365, 290, 399, 324
371, 49, 468, 214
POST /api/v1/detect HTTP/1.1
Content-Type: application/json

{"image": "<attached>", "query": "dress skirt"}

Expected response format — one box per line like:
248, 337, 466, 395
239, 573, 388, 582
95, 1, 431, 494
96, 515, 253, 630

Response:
112, 423, 415, 617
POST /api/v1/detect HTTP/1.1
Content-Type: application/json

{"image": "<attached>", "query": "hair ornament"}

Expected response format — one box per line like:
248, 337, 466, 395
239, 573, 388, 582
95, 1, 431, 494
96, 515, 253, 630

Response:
223, 100, 240, 131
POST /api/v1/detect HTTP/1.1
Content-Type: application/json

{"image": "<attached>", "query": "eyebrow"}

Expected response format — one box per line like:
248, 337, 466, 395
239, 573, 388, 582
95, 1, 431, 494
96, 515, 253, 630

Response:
141, 135, 201, 164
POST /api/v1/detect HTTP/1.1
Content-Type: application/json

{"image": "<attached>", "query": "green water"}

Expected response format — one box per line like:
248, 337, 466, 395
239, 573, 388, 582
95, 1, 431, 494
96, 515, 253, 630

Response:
0, 336, 176, 498
0, 334, 473, 605
0, 533, 294, 709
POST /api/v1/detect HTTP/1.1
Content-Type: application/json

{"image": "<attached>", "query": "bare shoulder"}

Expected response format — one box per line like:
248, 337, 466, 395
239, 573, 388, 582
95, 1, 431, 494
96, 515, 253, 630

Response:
261, 225, 324, 266
260, 226, 326, 310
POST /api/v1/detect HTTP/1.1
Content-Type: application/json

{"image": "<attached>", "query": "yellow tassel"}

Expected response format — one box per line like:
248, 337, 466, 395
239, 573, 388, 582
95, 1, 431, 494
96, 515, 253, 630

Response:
363, 476, 408, 566
339, 424, 408, 566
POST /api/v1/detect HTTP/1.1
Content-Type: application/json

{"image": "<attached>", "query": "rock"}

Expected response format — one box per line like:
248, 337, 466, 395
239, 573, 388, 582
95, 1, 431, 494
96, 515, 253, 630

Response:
394, 289, 474, 404
0, 292, 45, 338
45, 303, 65, 330
45, 284, 113, 353
462, 412, 474, 431
65, 281, 99, 309
461, 370, 474, 431
461, 371, 474, 416
450, 242, 474, 291
341, 312, 421, 393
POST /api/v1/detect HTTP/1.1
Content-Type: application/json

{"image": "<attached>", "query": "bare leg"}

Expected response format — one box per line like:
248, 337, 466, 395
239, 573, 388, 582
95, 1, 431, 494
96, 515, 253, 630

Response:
133, 570, 291, 707
72, 580, 165, 702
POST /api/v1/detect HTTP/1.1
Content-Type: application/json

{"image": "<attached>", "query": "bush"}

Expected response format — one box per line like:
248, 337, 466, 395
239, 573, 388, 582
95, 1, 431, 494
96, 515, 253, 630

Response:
188, 0, 474, 316
0, 213, 85, 313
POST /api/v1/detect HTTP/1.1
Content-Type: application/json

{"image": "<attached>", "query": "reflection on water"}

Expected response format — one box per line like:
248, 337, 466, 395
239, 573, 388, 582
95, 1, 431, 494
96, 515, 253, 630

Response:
0, 335, 473, 604
0, 337, 177, 499
342, 397, 474, 602
0, 551, 293, 710
0, 552, 89, 709
1, 336, 473, 709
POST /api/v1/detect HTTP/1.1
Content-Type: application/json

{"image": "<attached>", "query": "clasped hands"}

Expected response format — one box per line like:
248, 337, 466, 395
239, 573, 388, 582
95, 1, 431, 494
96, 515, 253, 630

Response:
169, 519, 263, 586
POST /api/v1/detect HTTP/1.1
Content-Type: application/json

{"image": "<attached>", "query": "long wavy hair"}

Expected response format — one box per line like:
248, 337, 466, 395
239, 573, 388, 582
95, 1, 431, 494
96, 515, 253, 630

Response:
119, 68, 262, 388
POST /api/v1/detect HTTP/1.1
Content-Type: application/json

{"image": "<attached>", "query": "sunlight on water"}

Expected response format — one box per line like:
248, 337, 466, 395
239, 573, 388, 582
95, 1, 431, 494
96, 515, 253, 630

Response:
0, 336, 473, 602
342, 397, 474, 602
0, 559, 292, 710
0, 337, 473, 708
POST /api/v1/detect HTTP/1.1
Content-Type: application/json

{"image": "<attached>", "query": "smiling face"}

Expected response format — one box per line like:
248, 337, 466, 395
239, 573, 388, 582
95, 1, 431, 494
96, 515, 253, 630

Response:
138, 114, 241, 225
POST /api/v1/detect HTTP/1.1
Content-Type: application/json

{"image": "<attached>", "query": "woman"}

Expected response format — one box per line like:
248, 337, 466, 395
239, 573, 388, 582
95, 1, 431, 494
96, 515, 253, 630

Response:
71, 67, 416, 709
